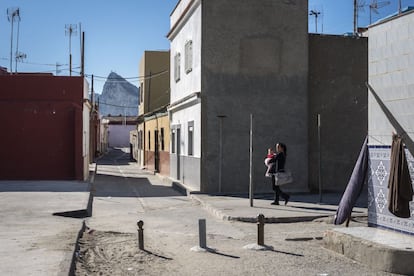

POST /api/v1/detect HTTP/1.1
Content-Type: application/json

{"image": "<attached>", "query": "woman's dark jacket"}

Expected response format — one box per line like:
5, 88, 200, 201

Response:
268, 152, 285, 174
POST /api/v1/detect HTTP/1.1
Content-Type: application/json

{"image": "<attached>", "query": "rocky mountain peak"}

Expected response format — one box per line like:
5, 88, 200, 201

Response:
97, 72, 139, 117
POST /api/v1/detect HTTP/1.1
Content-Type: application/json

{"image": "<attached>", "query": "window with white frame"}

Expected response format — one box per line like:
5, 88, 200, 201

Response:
185, 40, 193, 74
188, 121, 194, 156
174, 53, 181, 82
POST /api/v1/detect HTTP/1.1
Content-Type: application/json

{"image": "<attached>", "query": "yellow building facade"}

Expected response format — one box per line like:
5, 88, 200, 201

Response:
132, 50, 170, 175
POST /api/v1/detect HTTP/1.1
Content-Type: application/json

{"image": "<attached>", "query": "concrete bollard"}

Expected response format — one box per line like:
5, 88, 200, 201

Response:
199, 219, 207, 249
137, 220, 144, 250
257, 214, 265, 246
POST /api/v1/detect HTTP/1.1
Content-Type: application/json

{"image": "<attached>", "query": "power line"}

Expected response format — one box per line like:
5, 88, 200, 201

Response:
1, 57, 169, 82
83, 69, 169, 81
22, 61, 69, 67
98, 101, 138, 109
17, 66, 81, 74
1, 57, 70, 67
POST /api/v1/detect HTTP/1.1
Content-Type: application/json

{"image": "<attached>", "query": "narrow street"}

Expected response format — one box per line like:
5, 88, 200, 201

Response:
75, 148, 395, 276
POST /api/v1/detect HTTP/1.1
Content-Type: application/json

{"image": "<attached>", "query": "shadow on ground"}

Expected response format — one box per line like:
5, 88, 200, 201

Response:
209, 191, 368, 208
96, 148, 132, 166
92, 174, 185, 198
0, 181, 89, 193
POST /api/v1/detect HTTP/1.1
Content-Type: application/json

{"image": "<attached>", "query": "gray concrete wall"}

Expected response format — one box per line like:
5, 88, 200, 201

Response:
170, 154, 200, 191
170, 154, 178, 180
367, 12, 414, 234
180, 155, 201, 191
308, 34, 368, 192
201, 0, 309, 193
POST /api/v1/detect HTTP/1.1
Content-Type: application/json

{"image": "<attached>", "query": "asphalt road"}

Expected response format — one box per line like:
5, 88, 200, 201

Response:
76, 148, 396, 276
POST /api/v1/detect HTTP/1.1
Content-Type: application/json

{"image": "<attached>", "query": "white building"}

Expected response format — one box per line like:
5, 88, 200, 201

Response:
367, 7, 414, 234
167, 0, 202, 191
167, 0, 309, 193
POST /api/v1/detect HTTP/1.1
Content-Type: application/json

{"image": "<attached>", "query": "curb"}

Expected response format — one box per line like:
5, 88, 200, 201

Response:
324, 228, 414, 275
155, 173, 195, 196
153, 174, 366, 224
68, 220, 87, 276
190, 194, 333, 223
190, 194, 232, 221
66, 163, 96, 275
86, 192, 93, 218
86, 161, 98, 217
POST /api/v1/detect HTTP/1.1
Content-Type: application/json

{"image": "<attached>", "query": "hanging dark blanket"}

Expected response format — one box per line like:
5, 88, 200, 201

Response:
387, 134, 413, 218
334, 136, 368, 225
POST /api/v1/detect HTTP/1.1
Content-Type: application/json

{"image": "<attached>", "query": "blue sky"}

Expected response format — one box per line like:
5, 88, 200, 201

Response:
0, 0, 413, 94
309, 0, 414, 34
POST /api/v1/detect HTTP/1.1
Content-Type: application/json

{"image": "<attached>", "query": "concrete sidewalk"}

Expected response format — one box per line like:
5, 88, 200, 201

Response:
0, 181, 90, 276
170, 180, 414, 275
189, 192, 367, 223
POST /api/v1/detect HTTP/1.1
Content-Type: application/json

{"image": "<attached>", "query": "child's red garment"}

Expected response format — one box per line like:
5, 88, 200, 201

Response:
264, 153, 276, 177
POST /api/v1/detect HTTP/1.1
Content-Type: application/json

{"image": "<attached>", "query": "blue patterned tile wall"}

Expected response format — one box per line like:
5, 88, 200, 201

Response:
368, 146, 414, 235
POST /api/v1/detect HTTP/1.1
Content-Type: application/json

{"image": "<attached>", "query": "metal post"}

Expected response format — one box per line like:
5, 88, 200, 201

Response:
15, 18, 20, 73
218, 116, 224, 193
317, 113, 322, 203
199, 219, 206, 249
9, 16, 14, 73
81, 32, 85, 76
91, 74, 94, 104
353, 0, 358, 34
137, 220, 144, 250
249, 114, 253, 207
257, 214, 265, 246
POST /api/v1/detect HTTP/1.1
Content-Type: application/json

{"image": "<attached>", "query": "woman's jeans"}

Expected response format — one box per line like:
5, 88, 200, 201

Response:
271, 175, 289, 203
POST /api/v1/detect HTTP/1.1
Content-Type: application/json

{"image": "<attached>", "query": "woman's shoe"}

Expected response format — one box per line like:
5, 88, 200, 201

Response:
270, 201, 279, 205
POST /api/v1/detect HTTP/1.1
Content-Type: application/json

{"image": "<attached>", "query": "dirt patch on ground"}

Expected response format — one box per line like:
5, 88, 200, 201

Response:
74, 230, 174, 275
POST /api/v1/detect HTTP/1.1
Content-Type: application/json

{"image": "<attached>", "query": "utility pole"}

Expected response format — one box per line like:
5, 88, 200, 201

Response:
7, 7, 20, 73
354, 0, 358, 34
65, 24, 77, 76
317, 113, 322, 203
91, 74, 94, 105
79, 22, 82, 71
14, 8, 21, 73
309, 10, 321, 33
249, 113, 253, 207
80, 32, 85, 76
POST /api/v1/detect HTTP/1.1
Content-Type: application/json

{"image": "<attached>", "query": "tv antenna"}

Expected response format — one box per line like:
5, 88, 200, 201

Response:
15, 52, 27, 72
14, 8, 26, 73
7, 7, 20, 73
65, 24, 77, 76
369, 0, 390, 23
309, 9, 321, 33
56, 62, 62, 76
358, 0, 390, 24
